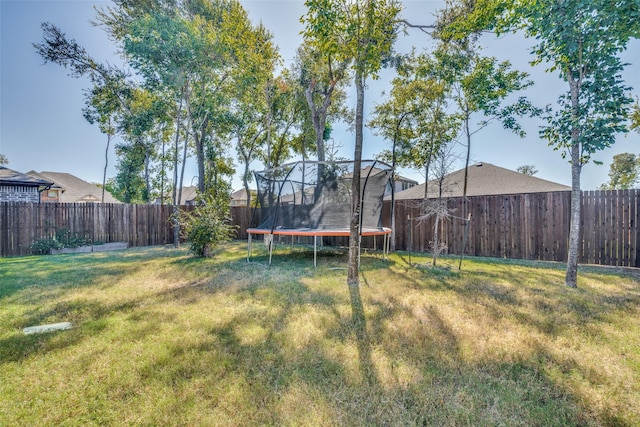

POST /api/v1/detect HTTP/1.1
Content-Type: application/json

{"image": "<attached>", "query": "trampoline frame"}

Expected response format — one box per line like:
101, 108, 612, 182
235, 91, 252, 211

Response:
246, 227, 392, 267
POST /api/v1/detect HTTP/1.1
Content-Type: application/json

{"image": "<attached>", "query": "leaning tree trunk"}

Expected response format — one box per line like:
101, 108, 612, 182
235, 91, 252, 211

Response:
348, 70, 365, 287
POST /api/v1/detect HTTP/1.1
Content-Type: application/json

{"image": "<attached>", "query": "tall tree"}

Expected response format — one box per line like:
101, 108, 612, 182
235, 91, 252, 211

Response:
442, 0, 640, 287
296, 45, 350, 164
108, 142, 148, 203
432, 40, 538, 198
632, 100, 640, 132
303, 0, 401, 287
370, 51, 459, 249
260, 73, 305, 169
369, 74, 420, 251
600, 153, 640, 190
83, 84, 118, 203
232, 92, 268, 207
406, 52, 462, 198
516, 164, 538, 176
34, 22, 135, 200
0, 154, 8, 165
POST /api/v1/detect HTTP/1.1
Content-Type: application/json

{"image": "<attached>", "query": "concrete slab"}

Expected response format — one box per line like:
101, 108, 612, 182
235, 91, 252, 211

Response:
23, 322, 72, 335
92, 242, 128, 252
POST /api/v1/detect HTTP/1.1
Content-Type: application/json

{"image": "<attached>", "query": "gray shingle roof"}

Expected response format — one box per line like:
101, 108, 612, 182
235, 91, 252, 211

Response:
393, 162, 571, 200
0, 166, 53, 187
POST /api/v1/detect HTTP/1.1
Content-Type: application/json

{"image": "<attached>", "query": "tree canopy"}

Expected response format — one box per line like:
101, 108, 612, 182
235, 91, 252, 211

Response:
440, 0, 640, 288
600, 153, 640, 190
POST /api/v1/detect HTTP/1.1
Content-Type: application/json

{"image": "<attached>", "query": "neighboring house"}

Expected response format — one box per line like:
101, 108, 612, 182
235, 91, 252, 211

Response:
231, 188, 257, 207
179, 186, 198, 205
0, 166, 53, 202
26, 171, 120, 203
152, 187, 197, 205
393, 162, 571, 200
396, 175, 419, 192
388, 174, 419, 196
180, 187, 255, 206
156, 187, 254, 206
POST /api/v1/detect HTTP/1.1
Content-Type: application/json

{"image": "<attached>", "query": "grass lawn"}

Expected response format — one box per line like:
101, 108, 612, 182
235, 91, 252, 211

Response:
1, 242, 639, 426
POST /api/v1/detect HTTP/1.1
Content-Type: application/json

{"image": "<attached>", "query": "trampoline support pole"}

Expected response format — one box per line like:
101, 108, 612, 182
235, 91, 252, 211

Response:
314, 236, 317, 268
384, 233, 389, 260
247, 233, 252, 262
268, 234, 274, 265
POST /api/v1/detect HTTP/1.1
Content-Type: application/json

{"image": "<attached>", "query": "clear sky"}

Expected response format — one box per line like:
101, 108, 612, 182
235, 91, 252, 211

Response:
1, 0, 639, 191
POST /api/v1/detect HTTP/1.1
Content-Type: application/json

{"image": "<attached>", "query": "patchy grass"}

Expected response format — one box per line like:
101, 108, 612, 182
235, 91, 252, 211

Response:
1, 243, 639, 426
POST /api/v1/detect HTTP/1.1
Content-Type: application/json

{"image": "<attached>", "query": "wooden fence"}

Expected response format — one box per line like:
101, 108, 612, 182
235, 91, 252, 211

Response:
1, 190, 639, 267
0, 203, 180, 257
387, 190, 639, 267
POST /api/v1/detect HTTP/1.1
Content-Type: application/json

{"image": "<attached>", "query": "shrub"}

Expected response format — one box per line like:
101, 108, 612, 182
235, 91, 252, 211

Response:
30, 228, 92, 255
178, 194, 236, 257
53, 228, 92, 248
30, 237, 64, 254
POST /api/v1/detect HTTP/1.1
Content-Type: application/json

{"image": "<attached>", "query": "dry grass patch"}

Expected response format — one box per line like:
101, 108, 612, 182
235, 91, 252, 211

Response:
1, 243, 639, 426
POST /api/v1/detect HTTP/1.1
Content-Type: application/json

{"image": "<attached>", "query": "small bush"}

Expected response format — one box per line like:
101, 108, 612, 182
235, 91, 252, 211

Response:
178, 194, 236, 257
29, 237, 64, 254
30, 228, 92, 255
53, 228, 92, 248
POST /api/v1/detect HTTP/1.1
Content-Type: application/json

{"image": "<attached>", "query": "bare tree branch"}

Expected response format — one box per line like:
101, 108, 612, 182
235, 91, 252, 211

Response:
398, 19, 436, 35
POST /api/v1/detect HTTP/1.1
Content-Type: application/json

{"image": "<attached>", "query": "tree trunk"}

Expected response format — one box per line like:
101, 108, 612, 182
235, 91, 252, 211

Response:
195, 130, 206, 194
565, 74, 582, 288
390, 133, 398, 252
242, 153, 252, 207
102, 129, 111, 203
462, 110, 471, 198
160, 136, 166, 205
432, 211, 440, 266
566, 149, 581, 288
348, 70, 365, 287
144, 142, 151, 204
424, 158, 431, 199
179, 130, 188, 205
304, 82, 333, 163
304, 80, 334, 187
172, 92, 184, 248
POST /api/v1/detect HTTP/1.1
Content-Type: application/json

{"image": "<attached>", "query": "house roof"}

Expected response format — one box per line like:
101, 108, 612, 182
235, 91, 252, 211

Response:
393, 162, 571, 200
174, 187, 255, 204
232, 188, 257, 201
179, 186, 198, 204
0, 166, 53, 187
395, 174, 419, 185
28, 171, 120, 203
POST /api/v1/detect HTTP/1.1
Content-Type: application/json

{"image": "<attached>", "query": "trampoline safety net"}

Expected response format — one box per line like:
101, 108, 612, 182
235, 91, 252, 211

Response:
252, 160, 392, 232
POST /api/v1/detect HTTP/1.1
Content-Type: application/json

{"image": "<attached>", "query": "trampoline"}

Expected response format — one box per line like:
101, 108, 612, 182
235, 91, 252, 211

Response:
246, 160, 393, 266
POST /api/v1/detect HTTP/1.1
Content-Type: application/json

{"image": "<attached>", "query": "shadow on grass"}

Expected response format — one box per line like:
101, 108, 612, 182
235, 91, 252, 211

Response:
129, 269, 590, 425
348, 283, 377, 388
0, 244, 622, 424
389, 251, 640, 333
0, 247, 185, 300
0, 247, 190, 364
